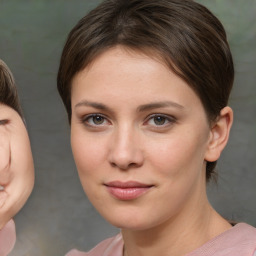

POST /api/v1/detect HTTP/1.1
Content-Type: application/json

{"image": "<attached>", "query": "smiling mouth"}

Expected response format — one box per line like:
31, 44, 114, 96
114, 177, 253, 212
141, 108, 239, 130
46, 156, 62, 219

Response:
104, 181, 154, 200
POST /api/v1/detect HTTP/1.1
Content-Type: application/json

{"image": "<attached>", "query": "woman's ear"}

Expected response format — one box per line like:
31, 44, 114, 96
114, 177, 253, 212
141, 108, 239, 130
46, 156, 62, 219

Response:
204, 106, 233, 162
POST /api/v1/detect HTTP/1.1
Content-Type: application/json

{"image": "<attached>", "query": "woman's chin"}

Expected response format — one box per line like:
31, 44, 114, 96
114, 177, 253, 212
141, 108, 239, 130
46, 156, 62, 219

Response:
105, 214, 156, 231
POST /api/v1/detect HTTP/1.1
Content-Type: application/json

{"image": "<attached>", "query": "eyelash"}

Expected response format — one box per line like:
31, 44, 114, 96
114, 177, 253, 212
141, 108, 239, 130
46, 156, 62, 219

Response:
80, 113, 176, 129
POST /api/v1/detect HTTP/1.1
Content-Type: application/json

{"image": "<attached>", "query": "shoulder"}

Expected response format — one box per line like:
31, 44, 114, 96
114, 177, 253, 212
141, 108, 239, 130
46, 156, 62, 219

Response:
65, 233, 123, 256
221, 223, 256, 255
232, 223, 256, 243
187, 223, 256, 256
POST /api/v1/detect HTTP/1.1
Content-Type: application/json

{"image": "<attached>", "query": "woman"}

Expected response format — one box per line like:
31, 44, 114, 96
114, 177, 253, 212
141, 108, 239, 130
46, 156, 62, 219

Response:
0, 59, 34, 255
57, 0, 256, 255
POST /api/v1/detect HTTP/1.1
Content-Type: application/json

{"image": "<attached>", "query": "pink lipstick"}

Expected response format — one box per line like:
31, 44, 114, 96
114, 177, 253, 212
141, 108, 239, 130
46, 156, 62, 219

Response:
105, 181, 153, 200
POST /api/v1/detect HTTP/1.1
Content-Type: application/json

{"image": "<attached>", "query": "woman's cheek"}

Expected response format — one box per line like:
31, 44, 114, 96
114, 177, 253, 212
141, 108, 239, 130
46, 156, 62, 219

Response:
72, 129, 107, 172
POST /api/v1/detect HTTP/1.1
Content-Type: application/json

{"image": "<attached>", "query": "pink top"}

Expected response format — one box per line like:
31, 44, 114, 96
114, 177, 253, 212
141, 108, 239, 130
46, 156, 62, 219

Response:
66, 223, 256, 256
0, 219, 16, 256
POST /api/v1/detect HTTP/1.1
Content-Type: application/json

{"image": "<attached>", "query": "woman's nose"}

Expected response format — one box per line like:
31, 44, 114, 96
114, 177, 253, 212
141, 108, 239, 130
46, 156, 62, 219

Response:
108, 127, 144, 170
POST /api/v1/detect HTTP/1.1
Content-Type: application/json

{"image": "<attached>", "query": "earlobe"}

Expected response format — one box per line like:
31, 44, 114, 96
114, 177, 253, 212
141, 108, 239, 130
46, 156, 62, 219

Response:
204, 106, 233, 162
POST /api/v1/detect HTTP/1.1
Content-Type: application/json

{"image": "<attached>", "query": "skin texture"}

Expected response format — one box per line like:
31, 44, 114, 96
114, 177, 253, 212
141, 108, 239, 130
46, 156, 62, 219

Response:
0, 104, 34, 229
70, 47, 233, 256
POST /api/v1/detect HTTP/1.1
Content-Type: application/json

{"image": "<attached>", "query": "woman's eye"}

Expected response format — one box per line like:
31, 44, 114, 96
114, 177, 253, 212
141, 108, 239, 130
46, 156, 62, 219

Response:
82, 114, 109, 126
91, 115, 105, 125
146, 114, 175, 127
152, 116, 168, 125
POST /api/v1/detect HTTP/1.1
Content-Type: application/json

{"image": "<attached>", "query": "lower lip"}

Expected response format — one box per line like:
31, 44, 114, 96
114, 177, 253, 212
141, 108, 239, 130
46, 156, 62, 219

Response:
106, 186, 152, 200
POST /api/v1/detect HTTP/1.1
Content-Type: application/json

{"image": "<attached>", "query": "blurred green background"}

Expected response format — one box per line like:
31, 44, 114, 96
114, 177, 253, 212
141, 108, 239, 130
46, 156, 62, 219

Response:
0, 0, 255, 255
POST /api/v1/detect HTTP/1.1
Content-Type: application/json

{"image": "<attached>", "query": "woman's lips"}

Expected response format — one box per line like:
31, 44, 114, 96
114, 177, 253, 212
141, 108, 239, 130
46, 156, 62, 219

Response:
104, 181, 153, 200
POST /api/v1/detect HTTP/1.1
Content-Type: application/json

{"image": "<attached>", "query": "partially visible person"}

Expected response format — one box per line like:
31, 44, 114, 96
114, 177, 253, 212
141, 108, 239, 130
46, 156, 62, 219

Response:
0, 59, 34, 255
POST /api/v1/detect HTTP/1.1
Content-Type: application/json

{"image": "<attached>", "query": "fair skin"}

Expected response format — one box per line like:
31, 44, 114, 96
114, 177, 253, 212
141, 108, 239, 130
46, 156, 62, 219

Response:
0, 104, 34, 229
71, 47, 233, 256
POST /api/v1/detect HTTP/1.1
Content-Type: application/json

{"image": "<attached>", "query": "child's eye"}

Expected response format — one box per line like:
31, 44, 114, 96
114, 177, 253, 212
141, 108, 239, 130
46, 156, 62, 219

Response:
82, 114, 110, 127
146, 114, 176, 127
0, 119, 8, 125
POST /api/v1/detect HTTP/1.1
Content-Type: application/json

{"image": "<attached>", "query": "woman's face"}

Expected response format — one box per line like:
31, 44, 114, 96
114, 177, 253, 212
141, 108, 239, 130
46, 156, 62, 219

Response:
0, 104, 34, 228
70, 47, 214, 230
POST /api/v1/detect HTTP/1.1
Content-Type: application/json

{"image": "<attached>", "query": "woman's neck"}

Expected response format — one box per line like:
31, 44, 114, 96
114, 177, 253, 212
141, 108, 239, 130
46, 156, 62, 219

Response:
122, 197, 231, 256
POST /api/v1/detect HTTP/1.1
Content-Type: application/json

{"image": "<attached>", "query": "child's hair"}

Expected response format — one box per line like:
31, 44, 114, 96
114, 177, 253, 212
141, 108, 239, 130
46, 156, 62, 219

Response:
57, 0, 234, 180
0, 59, 23, 118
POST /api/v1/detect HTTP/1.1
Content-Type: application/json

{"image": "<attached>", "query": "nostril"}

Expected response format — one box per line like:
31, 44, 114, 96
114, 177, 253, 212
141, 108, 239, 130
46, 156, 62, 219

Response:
110, 161, 130, 170
110, 160, 141, 170
110, 162, 116, 168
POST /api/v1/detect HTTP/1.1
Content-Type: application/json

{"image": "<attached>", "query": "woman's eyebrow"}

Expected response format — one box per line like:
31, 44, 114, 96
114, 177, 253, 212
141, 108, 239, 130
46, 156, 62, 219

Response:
137, 101, 184, 112
74, 100, 184, 113
75, 100, 113, 112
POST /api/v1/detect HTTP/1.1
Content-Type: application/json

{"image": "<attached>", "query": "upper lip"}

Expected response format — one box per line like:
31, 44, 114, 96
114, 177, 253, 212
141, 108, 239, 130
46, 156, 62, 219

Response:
104, 181, 153, 188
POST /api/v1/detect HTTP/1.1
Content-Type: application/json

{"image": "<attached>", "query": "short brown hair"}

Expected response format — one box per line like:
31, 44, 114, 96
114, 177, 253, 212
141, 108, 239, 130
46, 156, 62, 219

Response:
57, 0, 234, 180
0, 59, 23, 118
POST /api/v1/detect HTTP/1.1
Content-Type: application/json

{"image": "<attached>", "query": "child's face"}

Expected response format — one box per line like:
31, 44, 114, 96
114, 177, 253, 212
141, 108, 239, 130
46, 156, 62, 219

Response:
70, 47, 218, 230
0, 104, 34, 229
